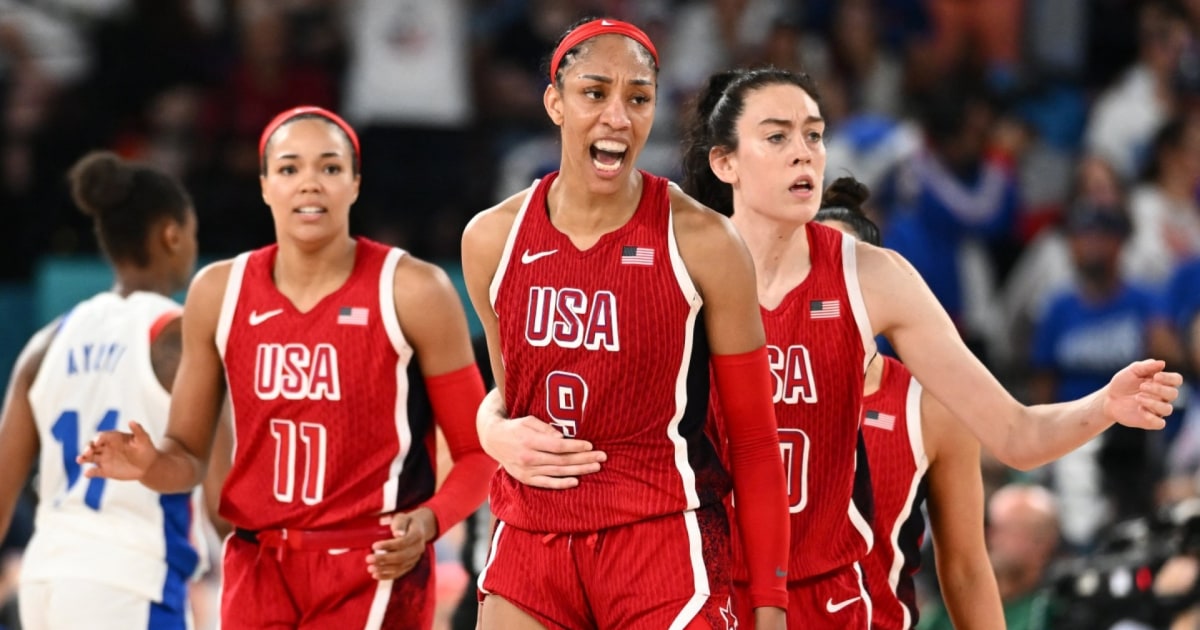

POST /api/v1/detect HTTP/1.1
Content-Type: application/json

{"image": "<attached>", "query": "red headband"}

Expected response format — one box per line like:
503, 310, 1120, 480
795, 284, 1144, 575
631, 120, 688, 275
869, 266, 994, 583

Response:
258, 106, 361, 169
549, 19, 659, 82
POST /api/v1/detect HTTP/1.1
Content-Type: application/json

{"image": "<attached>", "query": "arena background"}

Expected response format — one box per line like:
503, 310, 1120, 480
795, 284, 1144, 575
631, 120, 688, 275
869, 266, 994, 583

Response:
3, 1, 1200, 628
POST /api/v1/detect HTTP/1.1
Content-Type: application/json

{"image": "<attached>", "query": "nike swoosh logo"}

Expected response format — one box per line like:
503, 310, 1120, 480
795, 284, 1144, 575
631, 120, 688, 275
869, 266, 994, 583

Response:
249, 309, 284, 326
825, 596, 861, 614
775, 566, 787, 579
521, 249, 558, 264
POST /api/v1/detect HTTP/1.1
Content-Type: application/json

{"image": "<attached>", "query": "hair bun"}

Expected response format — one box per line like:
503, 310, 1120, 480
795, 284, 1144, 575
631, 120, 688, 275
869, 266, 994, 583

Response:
69, 151, 135, 219
822, 177, 870, 214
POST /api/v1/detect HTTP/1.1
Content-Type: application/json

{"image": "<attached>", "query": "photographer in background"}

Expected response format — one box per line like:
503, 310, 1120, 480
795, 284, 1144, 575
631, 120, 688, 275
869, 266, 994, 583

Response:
921, 483, 1062, 630
988, 484, 1062, 630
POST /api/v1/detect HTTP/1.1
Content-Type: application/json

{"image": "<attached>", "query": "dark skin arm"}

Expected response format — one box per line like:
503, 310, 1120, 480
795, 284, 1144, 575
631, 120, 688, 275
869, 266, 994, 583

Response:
0, 320, 57, 543
367, 255, 489, 581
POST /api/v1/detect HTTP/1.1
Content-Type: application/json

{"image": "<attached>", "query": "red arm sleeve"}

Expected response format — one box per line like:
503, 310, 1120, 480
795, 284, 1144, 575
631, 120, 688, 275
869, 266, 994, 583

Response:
419, 364, 496, 535
712, 346, 789, 610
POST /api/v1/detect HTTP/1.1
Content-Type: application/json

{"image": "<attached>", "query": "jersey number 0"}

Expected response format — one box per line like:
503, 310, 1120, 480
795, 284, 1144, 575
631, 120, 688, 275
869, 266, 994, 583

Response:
779, 428, 810, 513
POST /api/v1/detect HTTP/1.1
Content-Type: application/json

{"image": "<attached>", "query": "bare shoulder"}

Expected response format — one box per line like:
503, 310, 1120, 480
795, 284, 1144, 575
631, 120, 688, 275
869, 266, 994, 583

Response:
667, 186, 744, 255
186, 259, 236, 307
14, 317, 64, 388
857, 243, 917, 291
855, 243, 928, 332
462, 187, 529, 257
392, 254, 458, 305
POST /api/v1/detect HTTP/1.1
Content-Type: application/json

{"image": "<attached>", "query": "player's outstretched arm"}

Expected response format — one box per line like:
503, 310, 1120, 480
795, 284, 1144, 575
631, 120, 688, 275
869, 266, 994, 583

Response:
674, 192, 788, 629
79, 262, 230, 492
0, 320, 56, 543
859, 244, 1182, 470
921, 390, 1005, 630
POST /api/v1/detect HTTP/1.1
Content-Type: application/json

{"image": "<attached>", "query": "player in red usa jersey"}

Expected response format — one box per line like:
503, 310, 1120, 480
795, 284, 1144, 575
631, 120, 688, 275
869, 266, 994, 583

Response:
688, 72, 875, 629
675, 67, 1182, 628
463, 18, 790, 630
815, 190, 1004, 630
81, 106, 494, 629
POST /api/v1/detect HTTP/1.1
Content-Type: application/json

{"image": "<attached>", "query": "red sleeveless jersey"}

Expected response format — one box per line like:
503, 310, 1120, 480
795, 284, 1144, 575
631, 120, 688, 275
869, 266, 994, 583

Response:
216, 238, 437, 530
715, 222, 876, 582
489, 171, 727, 532
861, 357, 929, 629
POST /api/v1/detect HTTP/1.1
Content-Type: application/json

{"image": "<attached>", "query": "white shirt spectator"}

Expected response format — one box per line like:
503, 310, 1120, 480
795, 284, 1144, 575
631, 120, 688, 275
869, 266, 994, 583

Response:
1084, 66, 1168, 181
1124, 184, 1200, 285
341, 0, 472, 128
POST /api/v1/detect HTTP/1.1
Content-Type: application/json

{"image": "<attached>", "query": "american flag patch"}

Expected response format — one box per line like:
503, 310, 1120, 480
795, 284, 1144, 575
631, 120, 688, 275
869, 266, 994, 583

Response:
809, 299, 841, 319
864, 410, 896, 431
337, 306, 369, 326
621, 245, 654, 266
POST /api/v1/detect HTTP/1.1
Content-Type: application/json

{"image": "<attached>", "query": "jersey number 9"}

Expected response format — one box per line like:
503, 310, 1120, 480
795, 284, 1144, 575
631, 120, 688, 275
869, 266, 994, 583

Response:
546, 371, 588, 438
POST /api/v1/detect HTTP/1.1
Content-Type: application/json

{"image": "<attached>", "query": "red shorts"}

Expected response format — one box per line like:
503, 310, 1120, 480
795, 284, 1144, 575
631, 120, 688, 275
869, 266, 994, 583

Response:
479, 504, 736, 629
220, 523, 435, 629
732, 561, 870, 629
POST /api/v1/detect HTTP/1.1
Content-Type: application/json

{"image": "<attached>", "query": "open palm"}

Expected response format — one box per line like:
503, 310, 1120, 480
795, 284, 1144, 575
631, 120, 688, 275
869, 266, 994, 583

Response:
77, 420, 158, 481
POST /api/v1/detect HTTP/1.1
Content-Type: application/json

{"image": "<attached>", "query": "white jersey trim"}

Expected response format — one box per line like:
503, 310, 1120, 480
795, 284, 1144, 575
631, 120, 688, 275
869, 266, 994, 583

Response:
854, 561, 874, 628
379, 247, 414, 513
848, 457, 876, 554
841, 233, 876, 374
476, 520, 507, 595
362, 574, 396, 630
215, 253, 251, 360
889, 376, 930, 630
665, 187, 705, 513
488, 180, 540, 310
667, 509, 711, 630
666, 183, 702, 306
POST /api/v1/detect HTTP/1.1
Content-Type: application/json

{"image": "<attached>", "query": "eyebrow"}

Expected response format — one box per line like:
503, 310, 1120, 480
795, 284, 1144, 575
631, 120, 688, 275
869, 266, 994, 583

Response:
759, 116, 825, 127
579, 74, 655, 87
276, 151, 345, 160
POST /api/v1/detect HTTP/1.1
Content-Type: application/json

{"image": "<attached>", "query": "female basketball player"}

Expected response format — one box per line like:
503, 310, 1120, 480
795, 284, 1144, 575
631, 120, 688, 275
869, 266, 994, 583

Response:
0, 151, 221, 629
461, 18, 790, 630
816, 178, 1005, 630
683, 66, 1179, 628
80, 106, 495, 629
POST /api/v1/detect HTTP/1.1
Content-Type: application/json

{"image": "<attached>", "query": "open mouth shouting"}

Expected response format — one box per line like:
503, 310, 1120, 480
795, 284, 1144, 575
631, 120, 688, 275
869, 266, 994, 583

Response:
590, 139, 629, 175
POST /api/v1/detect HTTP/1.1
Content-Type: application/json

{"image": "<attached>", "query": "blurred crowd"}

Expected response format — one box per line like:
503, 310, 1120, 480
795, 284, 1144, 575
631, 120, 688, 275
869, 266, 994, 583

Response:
4, 0, 1200, 627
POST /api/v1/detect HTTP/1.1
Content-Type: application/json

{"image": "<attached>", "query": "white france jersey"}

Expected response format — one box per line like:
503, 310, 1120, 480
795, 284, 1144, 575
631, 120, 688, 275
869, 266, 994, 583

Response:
23, 291, 207, 607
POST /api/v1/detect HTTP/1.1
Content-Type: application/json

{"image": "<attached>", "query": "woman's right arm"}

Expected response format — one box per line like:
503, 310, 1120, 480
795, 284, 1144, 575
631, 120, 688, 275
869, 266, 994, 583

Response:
80, 262, 230, 492
859, 244, 1181, 470
462, 197, 604, 490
